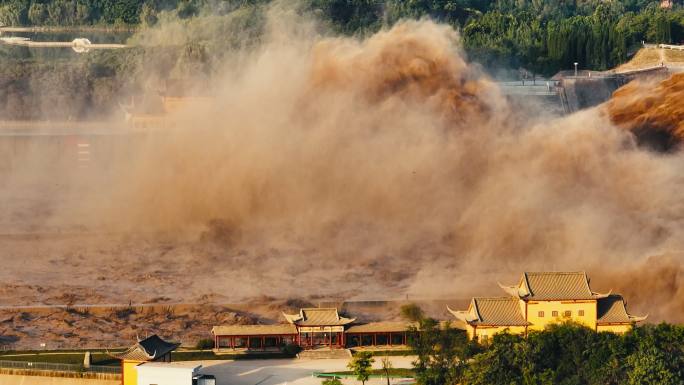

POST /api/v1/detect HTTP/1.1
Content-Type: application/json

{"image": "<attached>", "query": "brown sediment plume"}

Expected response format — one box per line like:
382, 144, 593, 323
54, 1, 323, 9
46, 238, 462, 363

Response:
606, 72, 684, 151
595, 254, 684, 321
2, 10, 684, 323
305, 22, 502, 123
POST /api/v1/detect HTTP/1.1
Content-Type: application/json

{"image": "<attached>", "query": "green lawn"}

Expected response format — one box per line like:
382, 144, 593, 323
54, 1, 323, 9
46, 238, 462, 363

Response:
320, 368, 415, 378
0, 350, 295, 365
351, 349, 416, 357
0, 352, 119, 366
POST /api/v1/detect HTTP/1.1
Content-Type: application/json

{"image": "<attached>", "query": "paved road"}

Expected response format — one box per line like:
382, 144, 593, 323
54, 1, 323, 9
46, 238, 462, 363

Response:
194, 357, 417, 385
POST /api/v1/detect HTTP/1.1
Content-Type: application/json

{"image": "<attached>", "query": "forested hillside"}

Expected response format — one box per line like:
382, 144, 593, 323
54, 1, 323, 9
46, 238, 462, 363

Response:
0, 1, 683, 120
0, 0, 683, 73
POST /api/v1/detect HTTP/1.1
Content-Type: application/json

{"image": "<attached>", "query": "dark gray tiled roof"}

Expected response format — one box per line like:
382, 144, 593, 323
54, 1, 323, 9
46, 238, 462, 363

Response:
110, 335, 179, 361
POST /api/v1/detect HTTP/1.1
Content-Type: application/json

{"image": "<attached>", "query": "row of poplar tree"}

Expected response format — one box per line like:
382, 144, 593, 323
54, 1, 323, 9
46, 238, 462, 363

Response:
0, 1, 683, 73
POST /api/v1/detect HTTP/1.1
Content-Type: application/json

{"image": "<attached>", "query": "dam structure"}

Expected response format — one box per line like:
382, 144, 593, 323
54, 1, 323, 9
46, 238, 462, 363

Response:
500, 65, 674, 115
0, 36, 127, 53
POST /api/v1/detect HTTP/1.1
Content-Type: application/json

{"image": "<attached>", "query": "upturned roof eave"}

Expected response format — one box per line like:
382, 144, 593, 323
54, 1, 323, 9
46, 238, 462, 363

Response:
446, 305, 479, 323
498, 282, 528, 299
282, 312, 301, 324
628, 313, 648, 322
592, 289, 613, 299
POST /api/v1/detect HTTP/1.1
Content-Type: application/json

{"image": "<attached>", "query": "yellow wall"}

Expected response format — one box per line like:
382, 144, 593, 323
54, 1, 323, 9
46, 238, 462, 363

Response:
471, 325, 526, 342
122, 360, 143, 385
597, 324, 632, 334
526, 300, 597, 331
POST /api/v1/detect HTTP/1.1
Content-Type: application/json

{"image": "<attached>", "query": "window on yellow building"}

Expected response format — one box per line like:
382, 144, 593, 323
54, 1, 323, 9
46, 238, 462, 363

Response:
578, 310, 585, 316
538, 311, 544, 317
564, 310, 571, 318
552, 311, 558, 317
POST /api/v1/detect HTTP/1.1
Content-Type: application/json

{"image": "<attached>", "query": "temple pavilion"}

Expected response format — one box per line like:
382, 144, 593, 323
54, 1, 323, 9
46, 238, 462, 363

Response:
109, 334, 179, 385
448, 271, 647, 342
212, 307, 416, 351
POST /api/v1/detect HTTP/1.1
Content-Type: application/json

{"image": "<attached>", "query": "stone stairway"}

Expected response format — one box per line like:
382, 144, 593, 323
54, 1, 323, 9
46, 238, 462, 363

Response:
298, 348, 352, 360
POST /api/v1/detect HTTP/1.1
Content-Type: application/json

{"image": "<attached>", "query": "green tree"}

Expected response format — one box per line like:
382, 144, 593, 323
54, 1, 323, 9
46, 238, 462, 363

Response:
27, 3, 46, 25
195, 338, 214, 349
463, 332, 524, 385
348, 351, 374, 385
380, 355, 393, 385
627, 346, 678, 385
321, 377, 343, 385
409, 318, 475, 385
0, 1, 28, 26
625, 324, 684, 385
400, 303, 424, 322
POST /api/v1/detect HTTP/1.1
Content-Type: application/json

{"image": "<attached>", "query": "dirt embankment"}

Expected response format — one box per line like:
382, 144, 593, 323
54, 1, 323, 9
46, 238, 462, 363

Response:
0, 292, 456, 350
615, 47, 684, 72
0, 304, 255, 350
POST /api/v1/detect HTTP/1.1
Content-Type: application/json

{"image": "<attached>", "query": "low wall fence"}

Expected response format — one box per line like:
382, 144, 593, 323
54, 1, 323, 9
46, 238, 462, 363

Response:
0, 360, 120, 374
658, 44, 684, 50
313, 371, 415, 380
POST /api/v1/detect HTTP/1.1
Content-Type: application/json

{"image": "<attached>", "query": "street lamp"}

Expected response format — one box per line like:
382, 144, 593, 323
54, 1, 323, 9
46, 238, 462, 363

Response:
574, 62, 579, 77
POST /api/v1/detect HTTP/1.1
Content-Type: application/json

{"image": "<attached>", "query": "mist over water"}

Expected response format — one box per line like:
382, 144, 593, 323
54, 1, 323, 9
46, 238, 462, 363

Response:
2, 6, 683, 321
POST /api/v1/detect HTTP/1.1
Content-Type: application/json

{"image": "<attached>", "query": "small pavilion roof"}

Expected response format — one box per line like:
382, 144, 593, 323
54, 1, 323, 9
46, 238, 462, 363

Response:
212, 324, 297, 336
500, 272, 609, 301
283, 308, 355, 326
448, 297, 528, 327
597, 295, 648, 324
109, 335, 179, 361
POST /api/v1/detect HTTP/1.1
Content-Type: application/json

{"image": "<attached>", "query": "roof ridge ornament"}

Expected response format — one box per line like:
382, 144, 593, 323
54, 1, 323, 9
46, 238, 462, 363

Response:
592, 289, 613, 299
446, 305, 478, 323
498, 282, 529, 298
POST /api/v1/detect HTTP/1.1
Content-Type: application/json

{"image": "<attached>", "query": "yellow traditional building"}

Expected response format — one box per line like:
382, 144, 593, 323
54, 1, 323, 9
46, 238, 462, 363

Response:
448, 272, 647, 342
109, 334, 179, 385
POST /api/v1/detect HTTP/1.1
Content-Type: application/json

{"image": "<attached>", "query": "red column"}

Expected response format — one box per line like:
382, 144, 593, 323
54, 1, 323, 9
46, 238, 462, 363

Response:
373, 333, 377, 346
389, 333, 392, 347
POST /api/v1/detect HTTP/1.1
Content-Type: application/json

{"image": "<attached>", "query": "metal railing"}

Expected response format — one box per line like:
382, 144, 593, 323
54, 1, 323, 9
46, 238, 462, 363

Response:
0, 360, 120, 374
